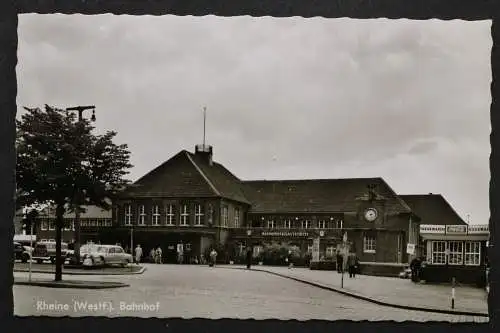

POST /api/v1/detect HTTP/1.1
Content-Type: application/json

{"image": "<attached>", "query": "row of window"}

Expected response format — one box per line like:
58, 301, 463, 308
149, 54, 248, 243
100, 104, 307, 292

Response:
39, 218, 113, 230
430, 241, 481, 266
122, 204, 239, 227
259, 219, 344, 229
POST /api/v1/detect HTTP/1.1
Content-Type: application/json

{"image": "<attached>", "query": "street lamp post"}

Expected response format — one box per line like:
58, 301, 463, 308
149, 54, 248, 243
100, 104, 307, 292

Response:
341, 232, 347, 288
65, 105, 96, 264
246, 229, 252, 269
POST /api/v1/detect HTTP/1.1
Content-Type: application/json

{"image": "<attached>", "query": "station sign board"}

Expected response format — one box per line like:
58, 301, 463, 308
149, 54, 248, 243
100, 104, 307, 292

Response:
445, 225, 467, 235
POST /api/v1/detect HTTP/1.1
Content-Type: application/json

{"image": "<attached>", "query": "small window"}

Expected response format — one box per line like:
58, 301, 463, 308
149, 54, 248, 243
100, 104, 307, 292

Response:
267, 220, 275, 229
283, 220, 292, 229
431, 241, 447, 265
464, 241, 481, 266
318, 220, 326, 229
363, 236, 376, 253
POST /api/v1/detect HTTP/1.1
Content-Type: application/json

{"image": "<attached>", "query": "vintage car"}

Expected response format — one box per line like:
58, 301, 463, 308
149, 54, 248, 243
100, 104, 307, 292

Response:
32, 241, 69, 264
13, 242, 31, 263
80, 244, 133, 268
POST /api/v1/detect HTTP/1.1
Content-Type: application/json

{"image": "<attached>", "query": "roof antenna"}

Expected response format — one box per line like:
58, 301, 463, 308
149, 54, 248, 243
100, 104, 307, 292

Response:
203, 106, 206, 148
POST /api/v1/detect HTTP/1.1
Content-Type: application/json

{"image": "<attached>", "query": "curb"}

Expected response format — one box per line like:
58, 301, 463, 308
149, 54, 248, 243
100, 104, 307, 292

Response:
14, 280, 130, 289
222, 266, 489, 318
14, 266, 146, 276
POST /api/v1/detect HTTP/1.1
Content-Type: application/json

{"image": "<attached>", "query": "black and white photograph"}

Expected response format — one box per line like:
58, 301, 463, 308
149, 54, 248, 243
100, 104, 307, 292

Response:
12, 14, 491, 323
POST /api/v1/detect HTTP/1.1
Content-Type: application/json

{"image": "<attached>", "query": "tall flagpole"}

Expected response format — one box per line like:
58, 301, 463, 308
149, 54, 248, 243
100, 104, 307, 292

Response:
203, 106, 206, 147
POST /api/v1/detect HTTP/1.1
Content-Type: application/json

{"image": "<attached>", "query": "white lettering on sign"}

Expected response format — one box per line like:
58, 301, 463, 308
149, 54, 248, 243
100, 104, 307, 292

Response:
261, 231, 309, 237
446, 225, 467, 234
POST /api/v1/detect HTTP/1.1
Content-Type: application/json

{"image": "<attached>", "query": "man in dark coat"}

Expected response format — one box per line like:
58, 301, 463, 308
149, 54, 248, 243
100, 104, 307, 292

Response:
347, 253, 357, 278
246, 247, 252, 269
336, 251, 343, 273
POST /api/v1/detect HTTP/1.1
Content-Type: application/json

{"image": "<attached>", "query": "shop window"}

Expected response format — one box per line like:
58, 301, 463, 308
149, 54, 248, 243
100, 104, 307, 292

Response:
138, 205, 146, 225
124, 205, 132, 225
326, 246, 336, 258
431, 241, 447, 264
465, 241, 481, 266
363, 236, 376, 253
448, 241, 464, 265
152, 205, 160, 225
165, 204, 175, 225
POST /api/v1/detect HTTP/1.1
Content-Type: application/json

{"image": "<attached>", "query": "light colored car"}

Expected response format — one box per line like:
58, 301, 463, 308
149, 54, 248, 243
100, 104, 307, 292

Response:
81, 244, 132, 268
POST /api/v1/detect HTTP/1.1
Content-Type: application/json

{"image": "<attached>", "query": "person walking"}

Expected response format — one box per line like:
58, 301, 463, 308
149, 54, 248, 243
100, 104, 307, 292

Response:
336, 250, 343, 273
209, 248, 218, 267
134, 244, 143, 265
347, 252, 357, 278
156, 246, 163, 264
286, 249, 294, 269
246, 247, 252, 269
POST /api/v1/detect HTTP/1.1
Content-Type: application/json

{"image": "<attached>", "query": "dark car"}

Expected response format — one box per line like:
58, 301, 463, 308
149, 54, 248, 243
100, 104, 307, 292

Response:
13, 242, 30, 263
32, 241, 68, 264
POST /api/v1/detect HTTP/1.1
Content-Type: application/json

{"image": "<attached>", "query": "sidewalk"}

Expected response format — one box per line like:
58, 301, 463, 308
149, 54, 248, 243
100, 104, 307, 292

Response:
222, 265, 488, 316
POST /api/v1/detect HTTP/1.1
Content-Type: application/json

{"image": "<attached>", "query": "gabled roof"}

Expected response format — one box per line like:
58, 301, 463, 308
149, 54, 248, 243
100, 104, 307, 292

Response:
399, 194, 467, 225
37, 205, 111, 219
242, 177, 412, 215
123, 150, 250, 204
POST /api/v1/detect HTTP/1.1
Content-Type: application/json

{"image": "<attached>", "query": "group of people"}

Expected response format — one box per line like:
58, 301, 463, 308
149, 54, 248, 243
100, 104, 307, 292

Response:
336, 250, 360, 278
150, 246, 163, 264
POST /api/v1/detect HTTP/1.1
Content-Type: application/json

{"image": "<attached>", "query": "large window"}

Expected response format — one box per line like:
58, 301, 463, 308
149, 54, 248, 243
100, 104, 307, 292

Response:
40, 218, 48, 230
318, 220, 326, 229
48, 219, 55, 230
195, 204, 204, 226
124, 205, 132, 225
363, 236, 376, 253
283, 220, 292, 229
180, 204, 190, 226
465, 241, 481, 266
267, 220, 275, 229
165, 204, 175, 225
448, 241, 464, 265
152, 205, 160, 226
138, 205, 146, 225
221, 206, 228, 227
336, 219, 343, 229
234, 208, 240, 228
301, 220, 311, 229
326, 246, 336, 258
431, 241, 447, 264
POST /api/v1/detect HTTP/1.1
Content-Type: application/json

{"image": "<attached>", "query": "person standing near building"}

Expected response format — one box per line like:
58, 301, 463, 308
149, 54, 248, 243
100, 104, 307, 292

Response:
150, 248, 156, 263
336, 250, 343, 273
209, 248, 218, 267
156, 246, 163, 264
246, 247, 252, 269
286, 249, 294, 269
135, 244, 143, 265
347, 252, 357, 278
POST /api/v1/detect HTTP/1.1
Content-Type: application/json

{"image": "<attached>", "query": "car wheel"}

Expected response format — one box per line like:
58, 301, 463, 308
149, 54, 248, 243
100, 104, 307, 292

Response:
21, 254, 29, 263
121, 259, 129, 267
36, 259, 42, 264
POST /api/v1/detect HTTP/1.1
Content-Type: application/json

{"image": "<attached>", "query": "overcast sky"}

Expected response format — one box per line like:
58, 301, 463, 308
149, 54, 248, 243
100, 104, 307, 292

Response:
17, 15, 491, 225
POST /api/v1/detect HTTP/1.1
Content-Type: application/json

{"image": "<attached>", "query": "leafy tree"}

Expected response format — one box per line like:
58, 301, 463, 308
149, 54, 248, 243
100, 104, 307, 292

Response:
16, 105, 132, 281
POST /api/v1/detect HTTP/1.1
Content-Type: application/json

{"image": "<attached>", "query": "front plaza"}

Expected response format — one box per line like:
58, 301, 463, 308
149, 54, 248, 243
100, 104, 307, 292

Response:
30, 143, 479, 268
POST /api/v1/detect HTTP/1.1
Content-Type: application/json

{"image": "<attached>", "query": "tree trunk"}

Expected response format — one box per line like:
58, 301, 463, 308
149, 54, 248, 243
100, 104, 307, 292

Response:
54, 204, 65, 282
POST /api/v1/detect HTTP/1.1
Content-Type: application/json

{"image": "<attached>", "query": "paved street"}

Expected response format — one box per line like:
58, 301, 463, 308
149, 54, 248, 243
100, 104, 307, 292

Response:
14, 264, 488, 322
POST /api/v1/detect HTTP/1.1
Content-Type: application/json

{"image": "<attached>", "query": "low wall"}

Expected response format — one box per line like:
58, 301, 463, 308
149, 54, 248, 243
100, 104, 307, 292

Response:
358, 262, 407, 277
420, 265, 487, 287
309, 261, 337, 271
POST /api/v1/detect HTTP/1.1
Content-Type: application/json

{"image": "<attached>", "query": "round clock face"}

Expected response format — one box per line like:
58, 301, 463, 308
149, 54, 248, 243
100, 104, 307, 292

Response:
364, 208, 378, 222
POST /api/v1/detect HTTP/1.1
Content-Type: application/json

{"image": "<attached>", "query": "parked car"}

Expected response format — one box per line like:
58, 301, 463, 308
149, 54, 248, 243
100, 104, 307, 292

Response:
13, 242, 31, 263
80, 244, 132, 268
32, 241, 69, 264
399, 267, 412, 279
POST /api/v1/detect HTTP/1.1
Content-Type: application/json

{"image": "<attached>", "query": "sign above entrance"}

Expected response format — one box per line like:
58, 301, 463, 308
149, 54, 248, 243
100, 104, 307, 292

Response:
261, 231, 309, 237
445, 225, 467, 234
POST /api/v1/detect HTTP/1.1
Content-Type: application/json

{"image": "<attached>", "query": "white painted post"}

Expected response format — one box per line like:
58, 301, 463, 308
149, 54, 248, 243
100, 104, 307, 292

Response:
29, 223, 33, 283
451, 277, 456, 309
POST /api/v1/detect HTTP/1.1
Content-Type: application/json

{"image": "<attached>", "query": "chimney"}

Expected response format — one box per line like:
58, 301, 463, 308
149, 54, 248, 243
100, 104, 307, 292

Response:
195, 144, 213, 166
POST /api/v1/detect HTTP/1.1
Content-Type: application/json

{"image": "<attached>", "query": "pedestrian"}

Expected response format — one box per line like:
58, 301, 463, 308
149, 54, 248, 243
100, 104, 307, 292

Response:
134, 244, 143, 265
410, 256, 422, 282
149, 248, 156, 263
286, 249, 293, 269
210, 248, 218, 267
347, 252, 357, 278
336, 250, 343, 273
156, 246, 163, 264
246, 247, 252, 269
